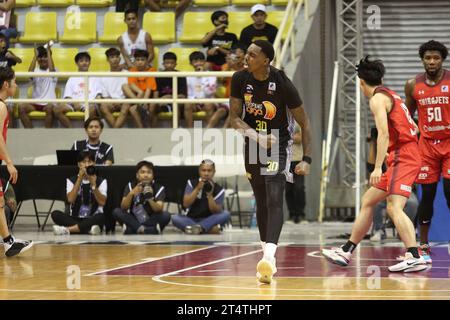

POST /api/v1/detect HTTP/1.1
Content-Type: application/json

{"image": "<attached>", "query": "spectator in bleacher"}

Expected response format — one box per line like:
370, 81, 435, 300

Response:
71, 117, 114, 166
113, 161, 171, 234
239, 4, 278, 50
220, 43, 246, 128
153, 51, 188, 127
0, 0, 18, 46
144, 0, 191, 19
0, 178, 16, 227
118, 9, 155, 69
19, 43, 56, 129
98, 48, 130, 128
123, 49, 157, 128
51, 151, 107, 236
116, 0, 139, 12
202, 11, 238, 71
172, 159, 230, 234
0, 33, 20, 68
185, 51, 218, 128
54, 52, 102, 128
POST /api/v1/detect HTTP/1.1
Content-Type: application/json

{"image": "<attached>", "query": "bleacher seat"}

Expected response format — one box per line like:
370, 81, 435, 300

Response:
151, 47, 159, 70
166, 47, 200, 71
87, 48, 110, 72
20, 12, 58, 44
143, 12, 175, 44
267, 11, 292, 40
227, 12, 253, 36
194, 0, 229, 6
51, 48, 79, 76
9, 48, 34, 81
179, 12, 213, 43
272, 0, 296, 5
16, 0, 36, 7
60, 12, 97, 44
37, 0, 74, 6
26, 87, 61, 121
76, 0, 113, 7
232, 0, 269, 5
99, 12, 127, 44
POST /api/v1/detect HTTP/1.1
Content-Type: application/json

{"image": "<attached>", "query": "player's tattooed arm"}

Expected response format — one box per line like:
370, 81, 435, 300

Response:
229, 96, 257, 141
404, 78, 417, 117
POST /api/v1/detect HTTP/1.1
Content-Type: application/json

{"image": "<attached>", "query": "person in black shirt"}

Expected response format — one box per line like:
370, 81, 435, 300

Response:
229, 40, 312, 284
51, 151, 107, 235
239, 4, 278, 50
202, 11, 238, 71
172, 159, 230, 234
71, 117, 114, 166
113, 161, 171, 234
154, 52, 188, 127
0, 34, 21, 68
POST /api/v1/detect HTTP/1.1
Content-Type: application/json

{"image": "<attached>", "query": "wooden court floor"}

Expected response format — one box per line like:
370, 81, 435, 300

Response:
0, 243, 449, 300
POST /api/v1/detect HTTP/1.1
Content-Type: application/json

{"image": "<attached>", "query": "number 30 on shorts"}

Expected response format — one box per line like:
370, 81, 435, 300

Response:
255, 120, 267, 132
267, 160, 279, 172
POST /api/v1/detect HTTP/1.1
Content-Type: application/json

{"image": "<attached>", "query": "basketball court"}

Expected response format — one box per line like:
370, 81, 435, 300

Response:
2, 223, 448, 300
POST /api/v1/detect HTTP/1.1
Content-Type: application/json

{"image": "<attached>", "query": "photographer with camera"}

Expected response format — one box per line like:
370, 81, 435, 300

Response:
51, 151, 107, 235
172, 159, 230, 234
202, 11, 238, 71
113, 161, 170, 234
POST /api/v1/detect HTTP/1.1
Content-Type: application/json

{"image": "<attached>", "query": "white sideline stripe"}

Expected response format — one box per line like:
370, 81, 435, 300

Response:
86, 245, 216, 276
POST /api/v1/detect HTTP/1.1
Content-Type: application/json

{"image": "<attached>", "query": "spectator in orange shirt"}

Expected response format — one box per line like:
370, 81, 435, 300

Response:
123, 49, 157, 128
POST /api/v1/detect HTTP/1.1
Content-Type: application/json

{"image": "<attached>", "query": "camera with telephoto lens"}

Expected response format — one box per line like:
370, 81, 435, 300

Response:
202, 179, 213, 193
140, 182, 153, 201
86, 165, 98, 176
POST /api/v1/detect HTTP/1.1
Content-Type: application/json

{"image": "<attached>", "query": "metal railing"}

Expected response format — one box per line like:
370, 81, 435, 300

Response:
272, 0, 308, 68
9, 71, 235, 128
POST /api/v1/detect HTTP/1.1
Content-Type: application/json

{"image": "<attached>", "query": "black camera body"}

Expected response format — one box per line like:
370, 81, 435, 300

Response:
86, 165, 98, 176
140, 182, 154, 201
202, 179, 214, 193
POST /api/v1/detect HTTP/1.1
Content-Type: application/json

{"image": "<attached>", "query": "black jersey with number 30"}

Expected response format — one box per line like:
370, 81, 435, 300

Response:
230, 67, 303, 162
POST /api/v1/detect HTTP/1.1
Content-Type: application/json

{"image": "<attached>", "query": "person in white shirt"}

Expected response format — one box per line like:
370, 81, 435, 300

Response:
54, 52, 102, 128
185, 51, 220, 128
98, 48, 129, 128
117, 9, 154, 69
19, 42, 57, 128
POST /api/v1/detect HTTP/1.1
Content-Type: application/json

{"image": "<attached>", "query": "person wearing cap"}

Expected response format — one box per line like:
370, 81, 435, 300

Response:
239, 4, 279, 50
229, 40, 312, 284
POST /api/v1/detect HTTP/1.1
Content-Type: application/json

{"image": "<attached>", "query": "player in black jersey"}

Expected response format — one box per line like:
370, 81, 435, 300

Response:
229, 40, 312, 284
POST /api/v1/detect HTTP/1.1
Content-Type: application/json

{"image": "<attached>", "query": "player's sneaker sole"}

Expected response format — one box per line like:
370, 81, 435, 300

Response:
256, 260, 274, 284
321, 249, 349, 267
388, 260, 427, 272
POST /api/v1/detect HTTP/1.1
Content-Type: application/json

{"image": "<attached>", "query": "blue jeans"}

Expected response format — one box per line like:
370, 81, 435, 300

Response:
0, 28, 18, 47
113, 208, 171, 234
172, 211, 230, 233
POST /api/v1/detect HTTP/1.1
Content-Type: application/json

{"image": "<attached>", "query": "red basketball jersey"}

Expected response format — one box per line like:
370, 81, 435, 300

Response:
374, 86, 418, 152
0, 102, 8, 143
412, 69, 450, 140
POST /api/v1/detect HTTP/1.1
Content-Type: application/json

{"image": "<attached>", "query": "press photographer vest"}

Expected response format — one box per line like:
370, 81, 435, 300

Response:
127, 180, 164, 216
72, 139, 113, 165
68, 176, 105, 218
186, 179, 223, 219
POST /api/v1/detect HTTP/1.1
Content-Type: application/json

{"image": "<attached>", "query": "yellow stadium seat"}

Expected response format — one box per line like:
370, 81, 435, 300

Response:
76, 0, 113, 7
140, 0, 178, 7
9, 48, 34, 81
51, 48, 79, 78
179, 12, 214, 44
151, 47, 159, 70
87, 48, 110, 72
66, 112, 86, 120
232, 0, 269, 5
271, 0, 287, 4
16, 0, 36, 7
194, 0, 229, 6
267, 11, 292, 40
227, 12, 253, 36
20, 12, 58, 44
60, 12, 97, 44
166, 47, 200, 72
99, 12, 127, 44
27, 87, 61, 120
143, 12, 175, 44
37, 0, 74, 6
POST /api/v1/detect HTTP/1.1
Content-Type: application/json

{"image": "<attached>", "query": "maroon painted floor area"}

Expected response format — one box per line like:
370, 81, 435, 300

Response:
98, 245, 450, 279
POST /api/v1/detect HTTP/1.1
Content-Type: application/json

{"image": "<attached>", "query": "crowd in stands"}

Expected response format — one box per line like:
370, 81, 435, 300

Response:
3, 1, 280, 128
